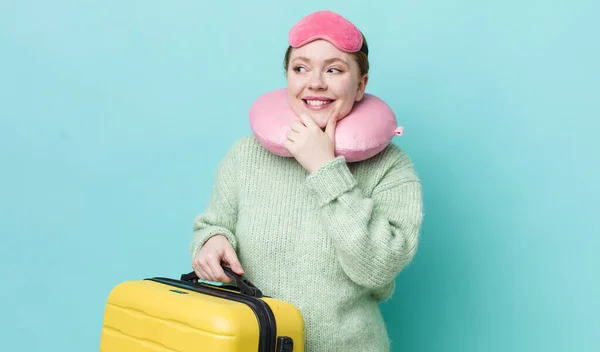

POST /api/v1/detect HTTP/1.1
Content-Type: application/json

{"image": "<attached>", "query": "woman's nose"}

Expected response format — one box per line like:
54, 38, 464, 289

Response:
308, 73, 327, 90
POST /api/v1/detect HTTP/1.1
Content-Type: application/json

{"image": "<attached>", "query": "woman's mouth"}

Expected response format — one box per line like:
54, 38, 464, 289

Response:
302, 97, 335, 110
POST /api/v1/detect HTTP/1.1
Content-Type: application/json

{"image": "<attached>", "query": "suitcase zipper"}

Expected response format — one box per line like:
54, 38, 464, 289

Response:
146, 277, 277, 352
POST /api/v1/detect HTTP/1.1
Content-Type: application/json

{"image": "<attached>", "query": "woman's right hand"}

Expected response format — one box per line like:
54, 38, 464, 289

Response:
192, 234, 244, 283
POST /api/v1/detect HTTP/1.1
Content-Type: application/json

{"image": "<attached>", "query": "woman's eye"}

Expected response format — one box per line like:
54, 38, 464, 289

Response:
294, 66, 307, 73
328, 68, 342, 73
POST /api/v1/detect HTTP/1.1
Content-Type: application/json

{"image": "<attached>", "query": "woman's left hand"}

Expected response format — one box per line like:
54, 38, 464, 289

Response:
284, 107, 339, 174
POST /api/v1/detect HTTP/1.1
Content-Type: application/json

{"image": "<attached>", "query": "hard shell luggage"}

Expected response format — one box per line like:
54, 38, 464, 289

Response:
99, 267, 304, 352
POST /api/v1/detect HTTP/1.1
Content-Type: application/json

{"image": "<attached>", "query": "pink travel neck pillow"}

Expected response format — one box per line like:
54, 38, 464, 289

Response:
249, 88, 404, 162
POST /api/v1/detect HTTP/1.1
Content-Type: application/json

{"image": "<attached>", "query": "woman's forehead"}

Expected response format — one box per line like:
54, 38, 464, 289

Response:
289, 40, 352, 62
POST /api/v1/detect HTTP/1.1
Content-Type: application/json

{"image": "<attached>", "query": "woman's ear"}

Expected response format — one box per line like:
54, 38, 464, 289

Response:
355, 74, 369, 102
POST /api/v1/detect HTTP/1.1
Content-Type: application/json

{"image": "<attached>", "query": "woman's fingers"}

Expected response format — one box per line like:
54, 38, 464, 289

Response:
194, 266, 210, 281
286, 129, 298, 141
208, 257, 229, 282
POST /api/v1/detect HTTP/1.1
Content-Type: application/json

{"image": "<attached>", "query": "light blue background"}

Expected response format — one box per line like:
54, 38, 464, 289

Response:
1, 1, 598, 351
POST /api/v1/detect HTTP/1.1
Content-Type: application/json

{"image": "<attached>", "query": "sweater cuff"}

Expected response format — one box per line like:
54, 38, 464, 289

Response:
190, 226, 237, 259
305, 156, 357, 205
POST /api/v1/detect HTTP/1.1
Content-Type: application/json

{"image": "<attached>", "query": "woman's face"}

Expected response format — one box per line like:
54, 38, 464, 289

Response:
286, 40, 368, 128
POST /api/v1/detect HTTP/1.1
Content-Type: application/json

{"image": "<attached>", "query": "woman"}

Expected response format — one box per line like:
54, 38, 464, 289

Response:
190, 10, 423, 351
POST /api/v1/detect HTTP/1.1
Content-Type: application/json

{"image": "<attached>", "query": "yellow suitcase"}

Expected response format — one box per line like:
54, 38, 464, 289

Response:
99, 267, 304, 352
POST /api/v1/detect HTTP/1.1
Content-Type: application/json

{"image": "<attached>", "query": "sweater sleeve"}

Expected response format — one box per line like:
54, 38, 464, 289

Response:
304, 155, 423, 291
190, 145, 239, 259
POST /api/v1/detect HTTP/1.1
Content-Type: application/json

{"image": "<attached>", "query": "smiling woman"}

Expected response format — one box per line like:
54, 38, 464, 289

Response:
189, 9, 424, 352
283, 32, 370, 128
285, 39, 369, 128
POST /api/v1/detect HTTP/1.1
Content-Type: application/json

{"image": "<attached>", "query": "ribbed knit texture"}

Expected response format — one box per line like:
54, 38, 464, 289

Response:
190, 135, 423, 352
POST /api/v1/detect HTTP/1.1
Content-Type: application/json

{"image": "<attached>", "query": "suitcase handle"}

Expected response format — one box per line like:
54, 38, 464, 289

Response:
180, 266, 263, 298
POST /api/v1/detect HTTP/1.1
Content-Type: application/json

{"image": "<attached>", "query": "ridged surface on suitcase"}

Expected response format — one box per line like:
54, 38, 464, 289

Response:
99, 278, 305, 352
100, 280, 261, 352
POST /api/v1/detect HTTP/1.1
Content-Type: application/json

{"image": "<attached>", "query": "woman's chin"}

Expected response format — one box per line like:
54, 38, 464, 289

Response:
288, 102, 341, 127
309, 114, 329, 128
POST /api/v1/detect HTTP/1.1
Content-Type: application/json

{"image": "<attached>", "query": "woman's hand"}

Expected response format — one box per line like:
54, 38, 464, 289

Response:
192, 234, 244, 283
284, 106, 340, 174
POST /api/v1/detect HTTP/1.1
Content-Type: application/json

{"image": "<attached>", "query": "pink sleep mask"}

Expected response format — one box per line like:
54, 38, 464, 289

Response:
249, 89, 404, 162
288, 10, 367, 55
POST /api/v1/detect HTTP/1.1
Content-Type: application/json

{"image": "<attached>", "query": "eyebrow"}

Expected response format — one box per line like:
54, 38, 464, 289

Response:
292, 56, 349, 66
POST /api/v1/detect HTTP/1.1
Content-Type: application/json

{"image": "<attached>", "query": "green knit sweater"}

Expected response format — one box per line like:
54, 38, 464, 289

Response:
190, 135, 423, 352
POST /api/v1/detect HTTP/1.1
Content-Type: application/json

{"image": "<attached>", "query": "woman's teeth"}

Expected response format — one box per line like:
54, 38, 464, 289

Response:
305, 100, 331, 106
